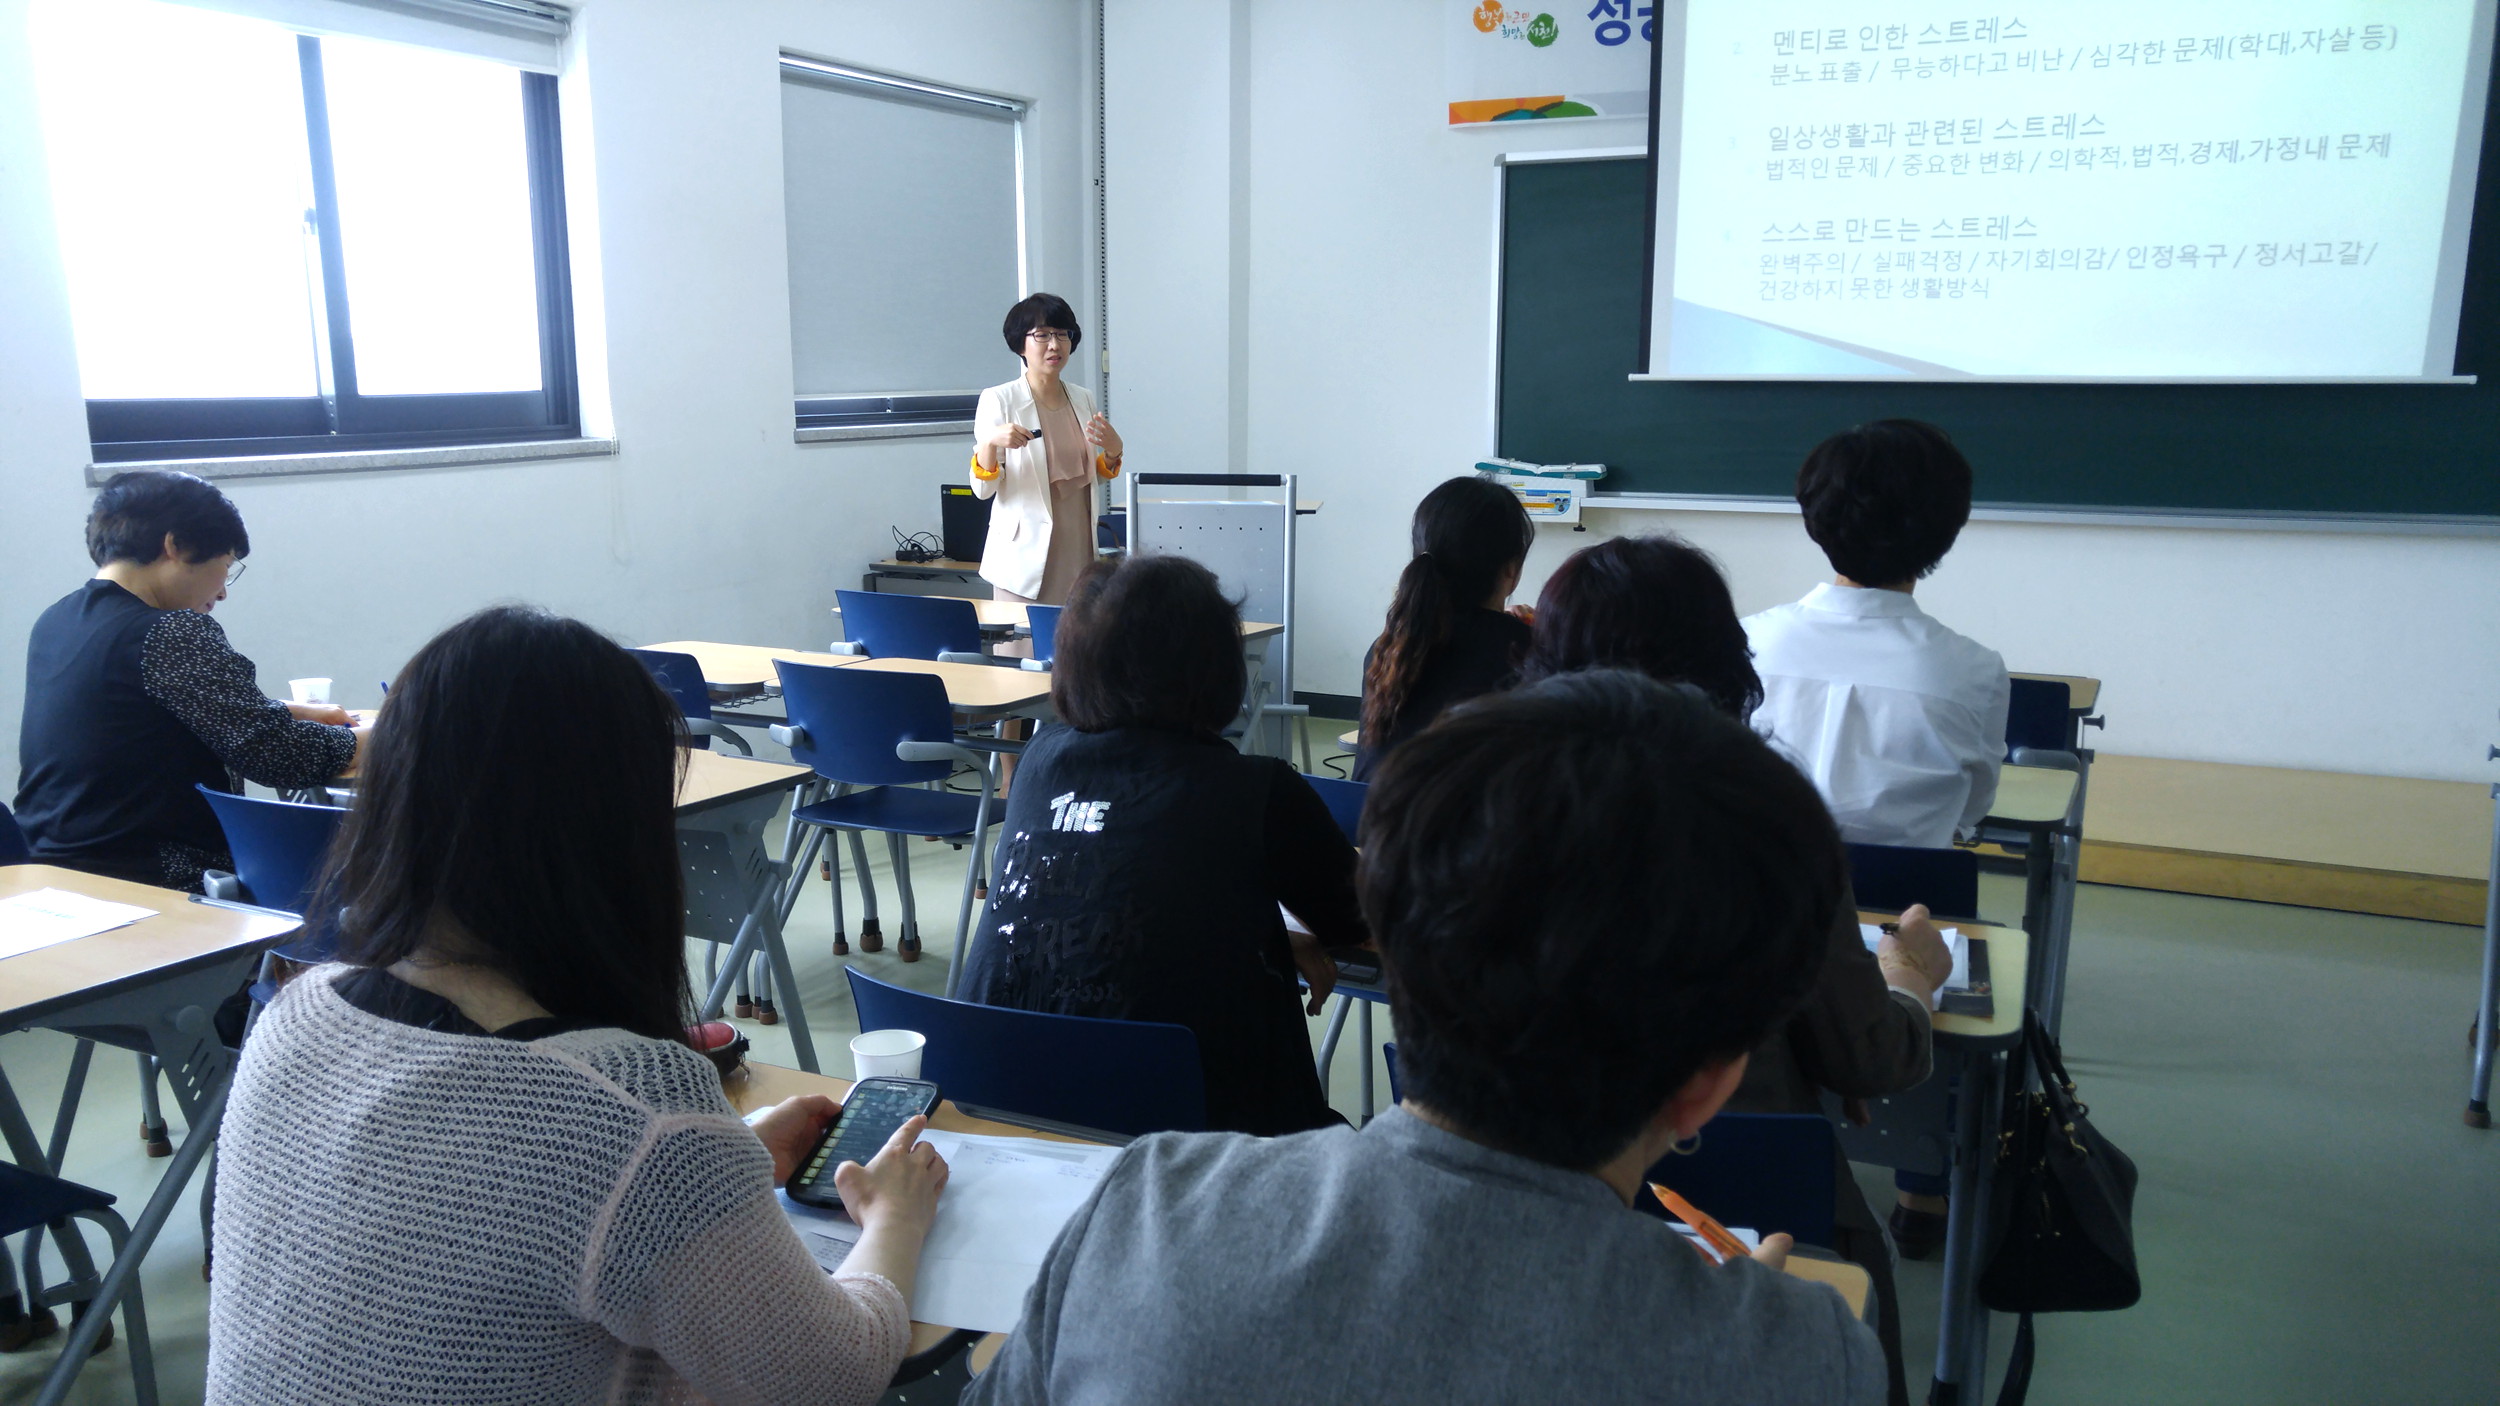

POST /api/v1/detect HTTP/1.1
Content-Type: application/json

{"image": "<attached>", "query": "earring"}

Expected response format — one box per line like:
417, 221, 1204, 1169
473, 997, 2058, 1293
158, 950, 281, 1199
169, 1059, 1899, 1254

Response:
1667, 1130, 1703, 1157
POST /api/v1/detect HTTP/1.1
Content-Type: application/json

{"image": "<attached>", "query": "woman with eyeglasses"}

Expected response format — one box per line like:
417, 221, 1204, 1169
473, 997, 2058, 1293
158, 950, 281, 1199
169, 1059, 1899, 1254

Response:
13, 469, 365, 890
970, 293, 1124, 607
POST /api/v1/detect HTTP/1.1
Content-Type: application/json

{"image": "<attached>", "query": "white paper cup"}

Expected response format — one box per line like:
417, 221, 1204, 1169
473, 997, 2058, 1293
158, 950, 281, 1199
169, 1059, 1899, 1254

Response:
850, 1028, 926, 1080
289, 677, 334, 705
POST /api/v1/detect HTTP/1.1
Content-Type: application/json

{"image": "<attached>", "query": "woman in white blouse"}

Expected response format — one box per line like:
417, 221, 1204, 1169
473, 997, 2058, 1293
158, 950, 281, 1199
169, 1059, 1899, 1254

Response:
971, 293, 1124, 605
208, 605, 949, 1406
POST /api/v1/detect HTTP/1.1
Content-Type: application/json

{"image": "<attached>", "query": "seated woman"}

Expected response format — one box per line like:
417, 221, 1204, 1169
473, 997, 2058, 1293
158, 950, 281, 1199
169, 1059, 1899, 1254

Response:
208, 607, 949, 1406
1351, 475, 1534, 781
958, 554, 1362, 1136
14, 470, 363, 890
1520, 534, 1954, 1406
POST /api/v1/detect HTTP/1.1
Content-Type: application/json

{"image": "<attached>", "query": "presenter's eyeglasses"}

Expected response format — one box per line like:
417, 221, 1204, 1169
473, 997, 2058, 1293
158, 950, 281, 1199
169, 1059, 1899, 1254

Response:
1025, 329, 1074, 347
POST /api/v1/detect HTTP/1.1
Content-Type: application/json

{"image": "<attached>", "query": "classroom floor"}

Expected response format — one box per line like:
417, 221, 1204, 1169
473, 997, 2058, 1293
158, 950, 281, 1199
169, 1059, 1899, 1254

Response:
4, 747, 2494, 1404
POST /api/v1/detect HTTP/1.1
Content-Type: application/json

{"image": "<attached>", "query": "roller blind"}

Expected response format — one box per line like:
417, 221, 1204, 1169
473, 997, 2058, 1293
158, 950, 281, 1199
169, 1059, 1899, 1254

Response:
781, 56, 1026, 411
171, 0, 568, 72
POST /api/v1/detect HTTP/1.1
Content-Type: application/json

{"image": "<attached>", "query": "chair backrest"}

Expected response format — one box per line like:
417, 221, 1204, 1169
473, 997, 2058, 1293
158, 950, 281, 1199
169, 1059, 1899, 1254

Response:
774, 660, 955, 787
1024, 604, 1062, 664
0, 801, 28, 865
835, 589, 984, 660
197, 785, 348, 914
2004, 677, 2074, 757
846, 968, 1207, 1137
1300, 773, 1367, 846
628, 648, 715, 723
1643, 1112, 1840, 1249
1382, 1041, 1402, 1105
1847, 842, 1981, 922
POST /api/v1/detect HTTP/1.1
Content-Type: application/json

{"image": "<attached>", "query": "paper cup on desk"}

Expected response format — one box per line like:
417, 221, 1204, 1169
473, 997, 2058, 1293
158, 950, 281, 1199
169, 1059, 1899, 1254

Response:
851, 1029, 926, 1080
288, 678, 333, 705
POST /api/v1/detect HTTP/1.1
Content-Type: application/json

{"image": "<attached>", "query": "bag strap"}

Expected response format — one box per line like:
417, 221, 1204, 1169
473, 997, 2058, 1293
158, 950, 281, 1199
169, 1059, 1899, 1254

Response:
1992, 1312, 2036, 1406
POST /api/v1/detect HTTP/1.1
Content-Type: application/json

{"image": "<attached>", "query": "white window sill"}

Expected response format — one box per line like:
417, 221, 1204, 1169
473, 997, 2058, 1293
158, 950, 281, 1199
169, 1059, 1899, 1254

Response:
85, 436, 620, 485
796, 420, 973, 443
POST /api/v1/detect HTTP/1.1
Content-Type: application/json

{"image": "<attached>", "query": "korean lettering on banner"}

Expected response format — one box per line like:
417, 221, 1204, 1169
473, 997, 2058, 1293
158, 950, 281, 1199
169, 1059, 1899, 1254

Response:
1587, 0, 1653, 47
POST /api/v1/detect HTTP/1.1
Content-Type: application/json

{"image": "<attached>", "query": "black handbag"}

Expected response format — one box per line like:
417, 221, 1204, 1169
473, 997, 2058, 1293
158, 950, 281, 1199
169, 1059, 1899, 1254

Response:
1977, 1014, 2141, 1406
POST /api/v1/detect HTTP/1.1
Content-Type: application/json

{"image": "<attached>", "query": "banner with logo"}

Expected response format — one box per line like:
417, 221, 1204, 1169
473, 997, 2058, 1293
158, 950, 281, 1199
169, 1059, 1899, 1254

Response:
1446, 0, 1653, 125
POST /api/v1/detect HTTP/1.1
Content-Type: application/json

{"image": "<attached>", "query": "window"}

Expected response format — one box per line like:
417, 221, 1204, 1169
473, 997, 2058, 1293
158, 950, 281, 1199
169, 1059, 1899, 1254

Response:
780, 55, 1027, 437
32, 0, 578, 463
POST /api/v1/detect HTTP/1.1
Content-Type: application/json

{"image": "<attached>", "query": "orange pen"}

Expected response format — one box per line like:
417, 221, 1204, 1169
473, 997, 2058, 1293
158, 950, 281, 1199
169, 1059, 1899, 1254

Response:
1649, 1182, 1752, 1264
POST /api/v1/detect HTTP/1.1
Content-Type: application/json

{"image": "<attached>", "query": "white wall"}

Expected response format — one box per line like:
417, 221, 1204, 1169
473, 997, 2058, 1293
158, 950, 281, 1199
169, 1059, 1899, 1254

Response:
0, 0, 1097, 797
1106, 1, 2500, 784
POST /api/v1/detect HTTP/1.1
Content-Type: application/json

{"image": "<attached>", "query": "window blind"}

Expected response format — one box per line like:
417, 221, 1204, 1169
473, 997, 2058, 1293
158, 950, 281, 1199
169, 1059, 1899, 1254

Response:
781, 56, 1026, 424
171, 0, 569, 72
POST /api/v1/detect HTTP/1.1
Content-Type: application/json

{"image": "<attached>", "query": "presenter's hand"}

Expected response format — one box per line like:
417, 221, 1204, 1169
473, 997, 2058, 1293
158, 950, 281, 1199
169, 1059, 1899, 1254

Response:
987, 424, 1035, 454
1083, 413, 1123, 460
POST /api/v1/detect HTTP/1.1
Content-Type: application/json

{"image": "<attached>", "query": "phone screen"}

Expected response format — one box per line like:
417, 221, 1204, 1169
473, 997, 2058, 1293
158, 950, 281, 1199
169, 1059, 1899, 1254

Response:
788, 1077, 940, 1209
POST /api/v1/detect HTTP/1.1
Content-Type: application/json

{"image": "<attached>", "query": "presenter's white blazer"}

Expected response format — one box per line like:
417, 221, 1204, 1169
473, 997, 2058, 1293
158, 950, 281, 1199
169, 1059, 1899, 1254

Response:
969, 375, 1110, 601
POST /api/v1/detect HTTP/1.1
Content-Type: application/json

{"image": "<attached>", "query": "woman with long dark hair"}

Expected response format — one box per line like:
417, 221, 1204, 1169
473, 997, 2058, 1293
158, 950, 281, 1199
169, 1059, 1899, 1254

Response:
207, 606, 948, 1406
1351, 476, 1534, 781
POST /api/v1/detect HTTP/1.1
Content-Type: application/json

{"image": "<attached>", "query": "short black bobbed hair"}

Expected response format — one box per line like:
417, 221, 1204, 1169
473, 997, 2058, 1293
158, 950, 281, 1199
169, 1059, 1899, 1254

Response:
86, 469, 250, 567
1363, 670, 1840, 1171
318, 605, 695, 1046
1796, 419, 1974, 586
1003, 292, 1083, 357
1520, 534, 1764, 723
1051, 554, 1245, 737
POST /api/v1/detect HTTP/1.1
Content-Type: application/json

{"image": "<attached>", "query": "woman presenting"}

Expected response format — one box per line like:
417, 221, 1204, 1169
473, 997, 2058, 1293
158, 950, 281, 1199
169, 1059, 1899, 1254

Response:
971, 293, 1123, 605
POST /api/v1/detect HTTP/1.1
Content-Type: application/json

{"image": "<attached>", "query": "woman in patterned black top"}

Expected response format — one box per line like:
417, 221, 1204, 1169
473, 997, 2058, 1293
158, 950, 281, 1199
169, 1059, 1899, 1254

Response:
14, 471, 364, 890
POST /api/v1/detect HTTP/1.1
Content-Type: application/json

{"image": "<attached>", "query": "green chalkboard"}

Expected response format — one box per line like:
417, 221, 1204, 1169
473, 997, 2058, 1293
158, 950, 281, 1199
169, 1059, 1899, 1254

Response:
1498, 136, 2500, 520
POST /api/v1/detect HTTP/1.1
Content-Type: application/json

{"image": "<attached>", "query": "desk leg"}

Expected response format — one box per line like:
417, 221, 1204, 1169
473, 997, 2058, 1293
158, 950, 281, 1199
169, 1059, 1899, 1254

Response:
1358, 1003, 1375, 1123
1929, 1047, 2000, 1406
35, 1080, 225, 1406
2467, 783, 2499, 1128
2019, 829, 2055, 1018
1314, 996, 1352, 1100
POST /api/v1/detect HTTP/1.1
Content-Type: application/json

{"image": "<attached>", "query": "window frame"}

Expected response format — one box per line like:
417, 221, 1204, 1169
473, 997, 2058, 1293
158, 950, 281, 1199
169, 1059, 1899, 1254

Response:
779, 54, 1028, 439
82, 33, 579, 464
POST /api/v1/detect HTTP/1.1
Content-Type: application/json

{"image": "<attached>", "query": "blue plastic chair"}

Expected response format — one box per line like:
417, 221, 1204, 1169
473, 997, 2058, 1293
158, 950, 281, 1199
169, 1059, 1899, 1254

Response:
834, 590, 985, 662
847, 969, 1206, 1137
627, 648, 752, 755
0, 1161, 158, 1405
1382, 1042, 1401, 1103
1642, 1112, 1841, 1249
197, 786, 347, 1014
196, 787, 345, 917
0, 800, 29, 864
1846, 842, 1982, 922
1022, 604, 1062, 667
770, 662, 1000, 990
1300, 773, 1366, 846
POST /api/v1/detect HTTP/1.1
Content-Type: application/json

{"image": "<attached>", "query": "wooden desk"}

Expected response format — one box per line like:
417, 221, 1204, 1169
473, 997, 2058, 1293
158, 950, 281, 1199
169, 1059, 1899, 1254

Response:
727, 1061, 1871, 1359
844, 657, 1055, 721
677, 750, 812, 813
1985, 765, 2080, 828
1, 866, 301, 1028
1, 866, 309, 1360
641, 640, 861, 694
948, 599, 1285, 645
2010, 672, 2100, 714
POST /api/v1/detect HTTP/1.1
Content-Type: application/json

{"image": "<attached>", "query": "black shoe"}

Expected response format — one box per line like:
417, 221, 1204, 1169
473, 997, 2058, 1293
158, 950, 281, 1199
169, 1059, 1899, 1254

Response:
1889, 1203, 1948, 1261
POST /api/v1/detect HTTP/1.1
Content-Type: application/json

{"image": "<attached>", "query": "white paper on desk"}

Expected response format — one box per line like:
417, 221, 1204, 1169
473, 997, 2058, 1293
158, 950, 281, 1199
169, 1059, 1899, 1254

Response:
1672, 1223, 1763, 1265
0, 889, 157, 961
778, 1129, 1124, 1334
1859, 924, 1970, 993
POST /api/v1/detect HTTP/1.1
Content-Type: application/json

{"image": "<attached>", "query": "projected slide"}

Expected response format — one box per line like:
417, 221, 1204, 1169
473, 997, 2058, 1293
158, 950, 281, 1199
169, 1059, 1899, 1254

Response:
1644, 2, 2496, 381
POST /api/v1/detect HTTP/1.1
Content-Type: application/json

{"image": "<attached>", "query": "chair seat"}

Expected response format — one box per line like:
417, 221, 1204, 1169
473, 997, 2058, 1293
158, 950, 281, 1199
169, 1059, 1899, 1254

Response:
0, 1162, 114, 1238
792, 786, 990, 839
